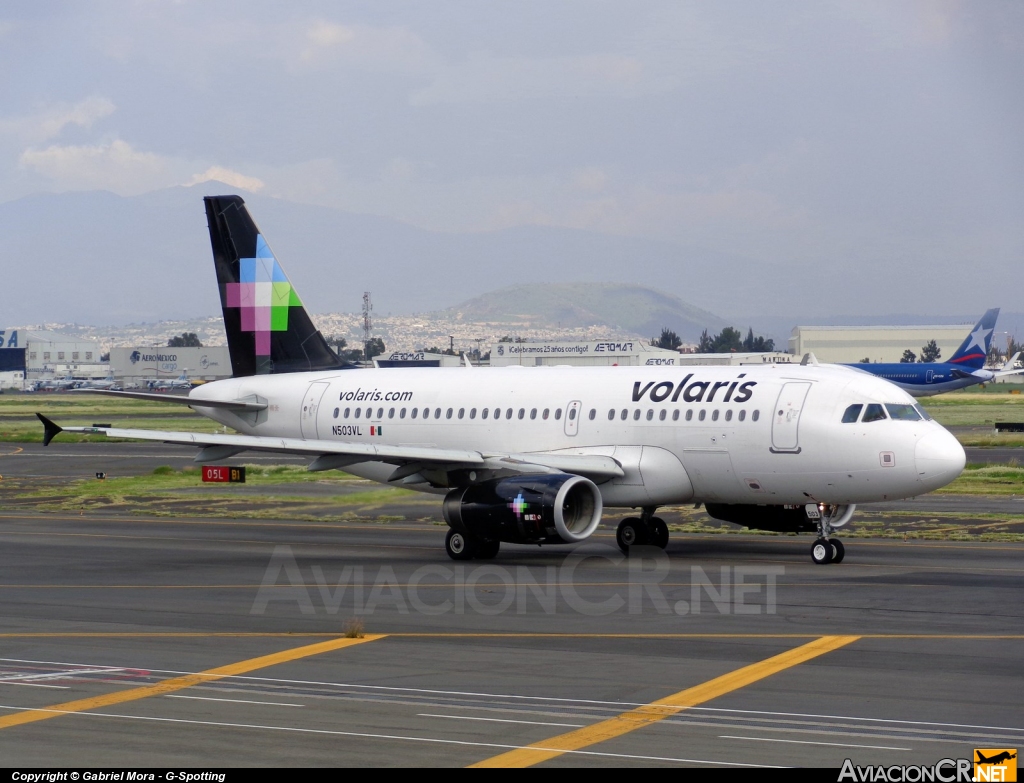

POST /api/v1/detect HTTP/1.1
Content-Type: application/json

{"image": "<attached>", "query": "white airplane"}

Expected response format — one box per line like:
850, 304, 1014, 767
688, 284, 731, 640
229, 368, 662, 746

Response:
147, 372, 192, 391
77, 373, 119, 390
38, 196, 966, 564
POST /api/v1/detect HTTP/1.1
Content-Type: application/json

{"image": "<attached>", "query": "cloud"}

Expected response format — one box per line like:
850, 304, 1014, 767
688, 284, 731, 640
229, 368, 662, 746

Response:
0, 96, 116, 143
19, 139, 174, 194
298, 19, 433, 72
186, 166, 264, 193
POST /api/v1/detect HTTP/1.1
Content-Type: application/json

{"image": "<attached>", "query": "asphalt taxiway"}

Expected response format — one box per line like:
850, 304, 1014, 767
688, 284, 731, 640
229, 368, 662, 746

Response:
0, 444, 1022, 767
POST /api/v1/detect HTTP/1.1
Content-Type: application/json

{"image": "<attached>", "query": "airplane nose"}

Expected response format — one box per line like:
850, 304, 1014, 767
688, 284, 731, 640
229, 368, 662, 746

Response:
915, 429, 966, 491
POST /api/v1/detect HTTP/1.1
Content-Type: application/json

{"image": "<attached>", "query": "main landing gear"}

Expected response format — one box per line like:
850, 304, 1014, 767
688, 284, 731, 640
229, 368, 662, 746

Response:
616, 507, 669, 554
444, 529, 500, 561
810, 508, 846, 565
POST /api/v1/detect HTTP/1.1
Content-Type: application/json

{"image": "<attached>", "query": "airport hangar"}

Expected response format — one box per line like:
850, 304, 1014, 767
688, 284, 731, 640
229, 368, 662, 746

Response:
0, 329, 106, 386
108, 346, 231, 386
788, 324, 975, 364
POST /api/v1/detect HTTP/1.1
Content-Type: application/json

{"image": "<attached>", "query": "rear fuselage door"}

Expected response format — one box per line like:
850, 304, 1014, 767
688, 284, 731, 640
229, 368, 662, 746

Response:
771, 381, 811, 453
300, 381, 330, 439
564, 400, 581, 436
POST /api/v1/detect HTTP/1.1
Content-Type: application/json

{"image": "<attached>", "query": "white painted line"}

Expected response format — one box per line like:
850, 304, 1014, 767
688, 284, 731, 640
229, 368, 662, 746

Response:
720, 735, 912, 751
0, 682, 69, 689
165, 695, 303, 707
417, 713, 583, 728
0, 704, 778, 767
0, 667, 125, 683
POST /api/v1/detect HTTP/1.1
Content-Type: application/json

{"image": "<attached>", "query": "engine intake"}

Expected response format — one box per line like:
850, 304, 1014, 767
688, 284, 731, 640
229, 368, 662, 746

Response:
443, 473, 603, 545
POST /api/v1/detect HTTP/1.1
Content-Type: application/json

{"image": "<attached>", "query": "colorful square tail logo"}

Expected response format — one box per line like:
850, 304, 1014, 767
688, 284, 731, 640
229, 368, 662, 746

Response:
975, 749, 1017, 782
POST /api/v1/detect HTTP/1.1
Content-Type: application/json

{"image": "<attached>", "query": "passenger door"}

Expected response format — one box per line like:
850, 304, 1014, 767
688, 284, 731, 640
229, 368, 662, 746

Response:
300, 382, 329, 439
771, 382, 811, 453
564, 400, 581, 436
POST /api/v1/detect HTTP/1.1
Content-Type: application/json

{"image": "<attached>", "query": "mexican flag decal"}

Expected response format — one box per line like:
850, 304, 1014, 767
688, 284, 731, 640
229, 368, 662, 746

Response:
370, 426, 383, 436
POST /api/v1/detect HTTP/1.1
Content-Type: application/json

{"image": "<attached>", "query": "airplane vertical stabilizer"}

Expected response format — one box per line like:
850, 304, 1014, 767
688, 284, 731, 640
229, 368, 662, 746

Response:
948, 308, 999, 369
204, 195, 347, 377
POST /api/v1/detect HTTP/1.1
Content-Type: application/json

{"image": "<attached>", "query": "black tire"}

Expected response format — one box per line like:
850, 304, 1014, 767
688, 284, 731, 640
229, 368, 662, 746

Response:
616, 517, 648, 553
830, 538, 845, 564
650, 517, 669, 549
475, 539, 501, 560
811, 537, 833, 565
445, 529, 477, 561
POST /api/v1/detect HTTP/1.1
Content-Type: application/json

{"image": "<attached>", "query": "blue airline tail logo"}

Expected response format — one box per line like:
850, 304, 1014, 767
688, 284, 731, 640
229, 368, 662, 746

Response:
949, 308, 999, 369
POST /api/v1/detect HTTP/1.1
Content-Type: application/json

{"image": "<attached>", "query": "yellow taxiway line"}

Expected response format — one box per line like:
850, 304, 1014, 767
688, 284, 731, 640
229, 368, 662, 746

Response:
469, 635, 860, 767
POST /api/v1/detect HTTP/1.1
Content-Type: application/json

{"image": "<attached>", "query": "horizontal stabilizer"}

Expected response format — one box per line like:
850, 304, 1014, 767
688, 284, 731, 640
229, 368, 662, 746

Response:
70, 388, 267, 411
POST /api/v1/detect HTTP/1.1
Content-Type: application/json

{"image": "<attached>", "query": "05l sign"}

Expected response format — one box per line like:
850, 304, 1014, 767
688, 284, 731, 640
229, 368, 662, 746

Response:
201, 466, 246, 483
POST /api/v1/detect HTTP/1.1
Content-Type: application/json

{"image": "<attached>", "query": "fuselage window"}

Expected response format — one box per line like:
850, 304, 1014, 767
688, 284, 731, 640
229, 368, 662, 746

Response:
481, 408, 489, 420
435, 408, 442, 419
620, 409, 628, 421
333, 408, 339, 418
458, 408, 465, 419
542, 408, 550, 420
555, 409, 562, 420
344, 407, 350, 418
646, 409, 654, 421
446, 408, 453, 419
506, 408, 513, 420
589, 409, 596, 420
608, 409, 615, 420
518, 408, 525, 420
725, 409, 732, 421
862, 403, 887, 423
698, 410, 706, 421
633, 409, 641, 421
752, 410, 760, 422
400, 408, 406, 419
411, 408, 418, 419
885, 403, 921, 421
686, 410, 693, 421
569, 408, 577, 421
842, 404, 863, 423
531, 408, 538, 420
659, 410, 667, 421
672, 410, 679, 421
388, 408, 395, 419
354, 408, 361, 419
712, 410, 719, 421
377, 408, 383, 419
470, 408, 477, 419
738, 409, 746, 421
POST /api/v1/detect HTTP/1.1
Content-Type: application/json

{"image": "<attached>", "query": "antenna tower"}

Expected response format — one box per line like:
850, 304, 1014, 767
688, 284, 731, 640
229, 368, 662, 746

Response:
362, 292, 373, 354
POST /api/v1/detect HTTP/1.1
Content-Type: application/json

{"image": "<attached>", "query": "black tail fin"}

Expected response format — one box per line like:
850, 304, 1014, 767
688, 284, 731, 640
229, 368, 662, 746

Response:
204, 195, 348, 377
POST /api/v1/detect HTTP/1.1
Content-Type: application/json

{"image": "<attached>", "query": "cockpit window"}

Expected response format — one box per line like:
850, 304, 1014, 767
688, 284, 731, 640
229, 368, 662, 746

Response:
842, 404, 863, 423
913, 404, 932, 421
886, 403, 921, 421
862, 403, 887, 422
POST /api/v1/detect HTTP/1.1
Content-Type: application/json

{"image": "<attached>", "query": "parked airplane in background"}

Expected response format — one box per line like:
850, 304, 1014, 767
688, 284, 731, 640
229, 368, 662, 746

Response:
844, 309, 1024, 396
33, 374, 79, 391
147, 372, 192, 391
77, 373, 120, 390
38, 196, 966, 564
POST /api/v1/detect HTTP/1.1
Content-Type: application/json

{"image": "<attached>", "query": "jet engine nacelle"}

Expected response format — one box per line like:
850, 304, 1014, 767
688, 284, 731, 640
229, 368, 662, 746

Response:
705, 503, 854, 533
443, 474, 603, 545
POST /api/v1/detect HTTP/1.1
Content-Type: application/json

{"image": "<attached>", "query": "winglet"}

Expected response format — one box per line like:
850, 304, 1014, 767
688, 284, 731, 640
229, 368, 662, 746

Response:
36, 413, 63, 447
462, 352, 473, 369
800, 352, 819, 366
1003, 351, 1021, 371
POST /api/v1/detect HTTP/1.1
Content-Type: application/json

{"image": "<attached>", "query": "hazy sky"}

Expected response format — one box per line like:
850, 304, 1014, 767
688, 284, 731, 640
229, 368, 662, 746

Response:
1, 1, 1022, 313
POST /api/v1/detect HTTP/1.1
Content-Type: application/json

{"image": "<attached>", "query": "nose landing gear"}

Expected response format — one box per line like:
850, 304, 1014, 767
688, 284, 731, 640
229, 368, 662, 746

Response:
809, 505, 848, 564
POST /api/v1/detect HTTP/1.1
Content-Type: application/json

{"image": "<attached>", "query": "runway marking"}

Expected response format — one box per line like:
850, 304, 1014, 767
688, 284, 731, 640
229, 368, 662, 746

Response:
0, 705, 776, 766
719, 735, 911, 751
469, 635, 860, 768
164, 695, 303, 707
418, 713, 584, 728
0, 632, 1022, 639
0, 682, 68, 689
0, 634, 385, 731
0, 667, 124, 682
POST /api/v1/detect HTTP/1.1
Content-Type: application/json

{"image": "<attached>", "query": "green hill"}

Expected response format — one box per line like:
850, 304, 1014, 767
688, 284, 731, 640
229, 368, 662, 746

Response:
442, 283, 729, 341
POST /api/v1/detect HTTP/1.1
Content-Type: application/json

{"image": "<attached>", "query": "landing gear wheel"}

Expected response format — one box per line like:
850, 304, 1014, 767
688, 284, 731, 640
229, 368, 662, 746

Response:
445, 529, 477, 561
475, 539, 501, 560
811, 537, 834, 565
616, 517, 648, 554
830, 538, 845, 564
650, 517, 669, 549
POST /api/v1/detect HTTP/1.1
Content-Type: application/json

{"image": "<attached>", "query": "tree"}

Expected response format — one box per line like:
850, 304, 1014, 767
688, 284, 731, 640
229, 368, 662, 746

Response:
364, 337, 386, 360
919, 340, 941, 363
99, 352, 110, 362
712, 327, 743, 353
900, 349, 916, 363
167, 332, 202, 348
696, 329, 715, 353
860, 357, 871, 363
650, 328, 682, 351
742, 327, 776, 352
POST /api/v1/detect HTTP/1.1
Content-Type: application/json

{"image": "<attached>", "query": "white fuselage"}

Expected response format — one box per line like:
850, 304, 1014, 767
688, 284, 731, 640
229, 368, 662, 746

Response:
187, 363, 965, 508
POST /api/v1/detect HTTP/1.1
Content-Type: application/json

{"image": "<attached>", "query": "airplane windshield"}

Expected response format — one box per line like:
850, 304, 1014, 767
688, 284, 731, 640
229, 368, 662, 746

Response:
914, 404, 933, 421
862, 403, 887, 423
885, 404, 921, 421
841, 404, 862, 423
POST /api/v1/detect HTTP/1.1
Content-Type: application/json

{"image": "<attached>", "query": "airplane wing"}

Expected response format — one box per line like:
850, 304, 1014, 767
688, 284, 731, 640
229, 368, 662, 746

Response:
35, 415, 624, 483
